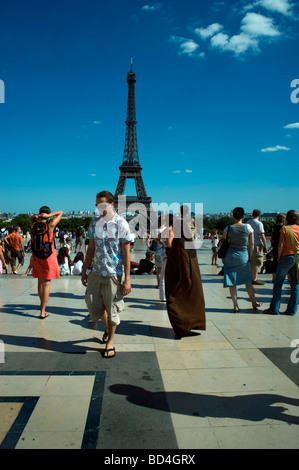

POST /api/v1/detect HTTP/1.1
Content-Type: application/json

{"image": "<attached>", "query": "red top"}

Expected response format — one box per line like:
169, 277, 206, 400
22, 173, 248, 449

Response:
6, 233, 23, 251
32, 228, 60, 280
281, 225, 299, 257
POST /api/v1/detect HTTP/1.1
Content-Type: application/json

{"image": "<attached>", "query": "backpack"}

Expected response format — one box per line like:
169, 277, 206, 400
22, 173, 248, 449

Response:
76, 227, 83, 236
31, 222, 53, 259
149, 239, 159, 252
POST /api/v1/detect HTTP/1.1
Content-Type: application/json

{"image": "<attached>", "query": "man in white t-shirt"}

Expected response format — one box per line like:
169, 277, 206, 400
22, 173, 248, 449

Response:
247, 209, 267, 285
81, 190, 131, 358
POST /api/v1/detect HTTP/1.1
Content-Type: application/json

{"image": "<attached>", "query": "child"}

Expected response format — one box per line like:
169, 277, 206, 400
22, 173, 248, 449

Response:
211, 229, 219, 265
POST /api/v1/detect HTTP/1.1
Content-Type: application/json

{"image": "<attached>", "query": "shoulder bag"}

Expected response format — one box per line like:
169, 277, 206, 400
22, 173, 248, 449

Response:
218, 226, 230, 259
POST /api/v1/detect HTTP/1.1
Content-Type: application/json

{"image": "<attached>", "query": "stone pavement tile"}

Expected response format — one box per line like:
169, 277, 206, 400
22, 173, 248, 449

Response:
187, 365, 298, 393
42, 375, 95, 396
0, 375, 49, 396
175, 427, 220, 449
0, 403, 23, 445
98, 427, 178, 450
115, 343, 156, 352
212, 423, 299, 449
236, 348, 276, 367
161, 369, 198, 393
157, 349, 249, 371
23, 395, 91, 432
16, 431, 83, 449
176, 341, 233, 351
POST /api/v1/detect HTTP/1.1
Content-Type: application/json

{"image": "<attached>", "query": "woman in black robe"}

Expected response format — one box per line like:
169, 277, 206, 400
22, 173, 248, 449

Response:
165, 215, 206, 339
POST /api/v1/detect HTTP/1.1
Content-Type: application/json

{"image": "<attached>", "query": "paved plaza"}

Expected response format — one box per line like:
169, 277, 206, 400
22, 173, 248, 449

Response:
0, 238, 298, 450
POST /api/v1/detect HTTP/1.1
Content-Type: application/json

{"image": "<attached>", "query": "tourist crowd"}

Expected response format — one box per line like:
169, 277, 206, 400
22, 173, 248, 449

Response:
0, 194, 298, 357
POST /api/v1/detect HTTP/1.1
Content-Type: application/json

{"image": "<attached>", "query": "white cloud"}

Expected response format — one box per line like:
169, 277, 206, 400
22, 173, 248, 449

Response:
195, 23, 223, 39
172, 169, 193, 173
241, 12, 281, 37
209, 12, 280, 56
261, 145, 290, 152
170, 1, 292, 60
93, 120, 102, 125
180, 40, 199, 55
211, 31, 259, 54
141, 3, 161, 11
259, 0, 293, 16
90, 173, 97, 176
169, 36, 202, 57
239, 0, 293, 15
283, 122, 299, 128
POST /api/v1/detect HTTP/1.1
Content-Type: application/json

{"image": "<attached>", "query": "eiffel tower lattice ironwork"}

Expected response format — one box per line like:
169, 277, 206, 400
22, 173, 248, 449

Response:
114, 60, 152, 216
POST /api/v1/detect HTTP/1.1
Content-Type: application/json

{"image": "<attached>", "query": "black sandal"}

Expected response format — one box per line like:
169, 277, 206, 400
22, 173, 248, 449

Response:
103, 347, 116, 359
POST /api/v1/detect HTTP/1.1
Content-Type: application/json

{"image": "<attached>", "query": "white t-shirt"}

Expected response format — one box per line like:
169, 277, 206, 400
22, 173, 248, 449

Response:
72, 260, 83, 275
211, 236, 219, 248
247, 218, 264, 246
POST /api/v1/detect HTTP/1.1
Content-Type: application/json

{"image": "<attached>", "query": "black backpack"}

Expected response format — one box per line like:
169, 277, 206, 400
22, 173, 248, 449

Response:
31, 222, 53, 259
149, 239, 159, 252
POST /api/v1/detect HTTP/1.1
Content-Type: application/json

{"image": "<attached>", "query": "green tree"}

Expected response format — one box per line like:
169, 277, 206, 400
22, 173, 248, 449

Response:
10, 214, 31, 233
215, 216, 234, 231
57, 216, 92, 233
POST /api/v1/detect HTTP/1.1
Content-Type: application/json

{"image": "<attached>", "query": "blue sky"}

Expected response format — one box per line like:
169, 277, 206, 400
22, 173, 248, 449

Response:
0, 0, 298, 215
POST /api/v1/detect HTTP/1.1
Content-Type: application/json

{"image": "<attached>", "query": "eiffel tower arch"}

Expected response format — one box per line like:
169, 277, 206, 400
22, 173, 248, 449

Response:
114, 60, 153, 231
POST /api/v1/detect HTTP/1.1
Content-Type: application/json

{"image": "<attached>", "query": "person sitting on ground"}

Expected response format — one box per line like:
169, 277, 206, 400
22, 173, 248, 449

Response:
57, 247, 71, 276
72, 251, 84, 275
260, 253, 274, 274
135, 250, 156, 275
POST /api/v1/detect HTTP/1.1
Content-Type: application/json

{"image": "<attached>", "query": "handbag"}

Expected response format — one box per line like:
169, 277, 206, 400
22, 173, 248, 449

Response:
217, 226, 230, 259
286, 226, 299, 283
149, 239, 159, 252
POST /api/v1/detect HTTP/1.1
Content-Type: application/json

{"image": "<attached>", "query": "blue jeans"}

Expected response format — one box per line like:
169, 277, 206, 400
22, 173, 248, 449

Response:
270, 255, 299, 315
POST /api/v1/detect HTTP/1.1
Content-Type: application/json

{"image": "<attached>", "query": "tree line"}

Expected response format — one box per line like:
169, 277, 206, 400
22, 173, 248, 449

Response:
203, 216, 276, 235
0, 214, 276, 236
0, 214, 92, 234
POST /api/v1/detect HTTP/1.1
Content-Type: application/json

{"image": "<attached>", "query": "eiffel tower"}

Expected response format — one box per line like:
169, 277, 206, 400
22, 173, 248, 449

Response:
114, 59, 152, 220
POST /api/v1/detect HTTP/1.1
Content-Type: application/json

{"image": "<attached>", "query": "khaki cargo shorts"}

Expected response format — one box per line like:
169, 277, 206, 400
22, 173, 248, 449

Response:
251, 245, 264, 267
85, 272, 124, 326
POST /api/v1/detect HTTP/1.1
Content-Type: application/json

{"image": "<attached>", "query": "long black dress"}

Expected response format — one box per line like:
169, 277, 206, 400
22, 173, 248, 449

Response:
165, 218, 206, 338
